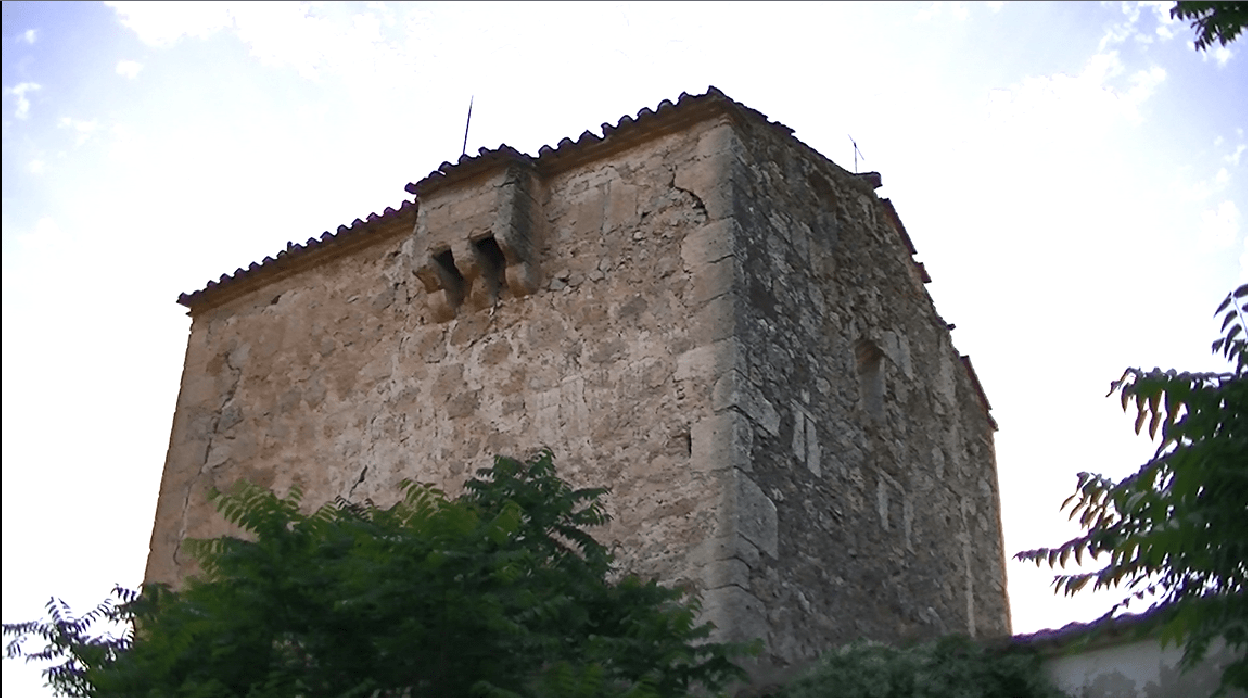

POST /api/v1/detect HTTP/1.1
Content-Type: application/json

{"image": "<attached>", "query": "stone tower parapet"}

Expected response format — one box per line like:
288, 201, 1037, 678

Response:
404, 151, 544, 320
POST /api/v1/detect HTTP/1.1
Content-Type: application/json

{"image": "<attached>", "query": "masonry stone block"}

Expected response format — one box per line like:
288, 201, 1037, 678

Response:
675, 150, 734, 222
702, 584, 769, 644
732, 470, 778, 558
691, 294, 739, 345
692, 255, 743, 305
691, 410, 754, 473
714, 370, 780, 437
681, 217, 739, 269
687, 532, 761, 568
675, 337, 745, 383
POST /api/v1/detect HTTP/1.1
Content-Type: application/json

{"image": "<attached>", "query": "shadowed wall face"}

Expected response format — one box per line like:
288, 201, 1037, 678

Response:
146, 92, 1009, 671
712, 116, 1011, 664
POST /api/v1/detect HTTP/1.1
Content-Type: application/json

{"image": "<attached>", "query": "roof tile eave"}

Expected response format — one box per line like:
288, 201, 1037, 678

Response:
402, 86, 800, 196
176, 198, 417, 311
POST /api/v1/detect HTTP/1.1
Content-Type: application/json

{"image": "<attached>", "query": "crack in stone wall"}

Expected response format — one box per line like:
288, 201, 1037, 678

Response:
173, 340, 244, 568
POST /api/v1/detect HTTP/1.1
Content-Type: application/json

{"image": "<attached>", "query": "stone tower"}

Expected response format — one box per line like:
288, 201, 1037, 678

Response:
146, 88, 1010, 672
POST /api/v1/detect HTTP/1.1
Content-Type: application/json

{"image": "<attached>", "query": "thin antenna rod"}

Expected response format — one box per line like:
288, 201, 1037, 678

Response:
461, 96, 474, 159
848, 135, 865, 173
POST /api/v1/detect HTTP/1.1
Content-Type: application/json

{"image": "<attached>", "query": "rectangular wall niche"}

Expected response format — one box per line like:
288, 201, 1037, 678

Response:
856, 340, 884, 421
473, 235, 507, 303
433, 249, 465, 299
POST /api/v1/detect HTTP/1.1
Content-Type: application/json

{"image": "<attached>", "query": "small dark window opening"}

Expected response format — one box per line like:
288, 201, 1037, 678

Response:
856, 340, 885, 421
473, 235, 507, 300
430, 248, 466, 307
432, 248, 464, 285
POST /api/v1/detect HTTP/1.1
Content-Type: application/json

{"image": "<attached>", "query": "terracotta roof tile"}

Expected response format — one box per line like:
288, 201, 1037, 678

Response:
404, 145, 532, 198
403, 86, 795, 195
177, 199, 417, 309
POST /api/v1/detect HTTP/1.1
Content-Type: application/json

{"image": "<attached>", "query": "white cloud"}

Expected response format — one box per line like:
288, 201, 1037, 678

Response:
1200, 200, 1240, 249
106, 1, 234, 46
1144, 1, 1179, 38
1101, 2, 1180, 50
1226, 144, 1246, 167
986, 1, 1003, 10
28, 159, 45, 174
1178, 176, 1214, 202
3, 82, 41, 119
984, 51, 1166, 135
58, 117, 100, 145
915, 2, 940, 21
10, 217, 68, 259
1085, 50, 1126, 82
1124, 65, 1166, 115
107, 123, 143, 163
1214, 45, 1233, 67
19, 29, 37, 44
1215, 168, 1230, 185
915, 2, 969, 22
1241, 237, 1248, 282
106, 2, 416, 87
1099, 3, 1141, 51
226, 4, 416, 83
34, 217, 59, 237
116, 60, 143, 80
228, 3, 340, 79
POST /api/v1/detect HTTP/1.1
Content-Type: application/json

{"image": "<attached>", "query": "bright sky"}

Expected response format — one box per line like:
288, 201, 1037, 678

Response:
2, 1, 1245, 693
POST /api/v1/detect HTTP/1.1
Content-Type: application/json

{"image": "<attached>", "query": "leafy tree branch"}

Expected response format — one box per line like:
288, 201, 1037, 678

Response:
1016, 284, 1248, 695
1171, 1, 1248, 51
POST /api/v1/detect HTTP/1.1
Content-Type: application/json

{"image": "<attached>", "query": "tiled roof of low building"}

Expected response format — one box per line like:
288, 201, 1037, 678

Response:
1006, 609, 1165, 655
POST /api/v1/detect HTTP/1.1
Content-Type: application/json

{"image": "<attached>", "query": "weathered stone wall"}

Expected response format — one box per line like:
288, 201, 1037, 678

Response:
704, 114, 1012, 666
146, 92, 1010, 675
147, 116, 744, 602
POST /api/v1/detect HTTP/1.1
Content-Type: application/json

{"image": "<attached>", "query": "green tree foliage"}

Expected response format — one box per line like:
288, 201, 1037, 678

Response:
1016, 285, 1248, 694
1171, 1, 1248, 51
774, 637, 1065, 698
4, 450, 755, 698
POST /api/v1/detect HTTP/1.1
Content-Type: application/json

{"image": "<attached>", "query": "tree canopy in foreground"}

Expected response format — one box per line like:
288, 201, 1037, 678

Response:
4, 450, 755, 698
1016, 284, 1248, 695
1172, 1, 1248, 50
774, 636, 1065, 698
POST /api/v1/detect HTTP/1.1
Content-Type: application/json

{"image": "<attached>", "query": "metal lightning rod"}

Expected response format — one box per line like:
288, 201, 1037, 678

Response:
461, 96, 474, 160
848, 135, 864, 173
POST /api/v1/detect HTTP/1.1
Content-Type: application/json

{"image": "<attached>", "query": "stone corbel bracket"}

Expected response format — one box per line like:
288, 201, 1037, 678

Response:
407, 157, 544, 322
